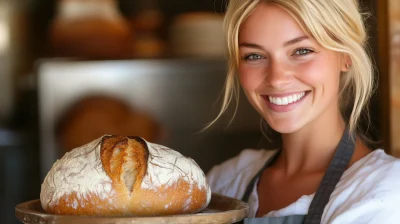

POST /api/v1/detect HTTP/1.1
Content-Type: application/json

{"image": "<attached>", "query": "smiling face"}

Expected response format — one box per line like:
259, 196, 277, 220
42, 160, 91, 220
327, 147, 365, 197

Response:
239, 3, 349, 134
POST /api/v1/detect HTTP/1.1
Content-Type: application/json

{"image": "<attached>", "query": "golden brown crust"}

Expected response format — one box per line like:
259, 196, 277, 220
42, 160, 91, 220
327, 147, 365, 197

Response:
100, 136, 149, 192
49, 179, 208, 216
101, 135, 126, 178
127, 137, 149, 191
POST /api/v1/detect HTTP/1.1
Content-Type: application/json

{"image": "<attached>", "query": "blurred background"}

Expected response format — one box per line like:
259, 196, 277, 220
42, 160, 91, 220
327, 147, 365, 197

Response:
0, 0, 398, 223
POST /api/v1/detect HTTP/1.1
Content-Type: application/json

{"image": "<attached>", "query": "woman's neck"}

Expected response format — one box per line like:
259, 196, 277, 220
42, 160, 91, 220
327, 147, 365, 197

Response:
276, 110, 346, 177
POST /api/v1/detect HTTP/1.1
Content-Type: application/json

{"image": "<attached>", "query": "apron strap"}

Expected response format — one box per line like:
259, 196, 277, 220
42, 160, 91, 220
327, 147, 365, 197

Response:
242, 150, 281, 203
303, 128, 355, 224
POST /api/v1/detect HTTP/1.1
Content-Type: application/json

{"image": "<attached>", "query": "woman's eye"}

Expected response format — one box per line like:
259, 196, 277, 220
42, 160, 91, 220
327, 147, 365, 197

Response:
294, 48, 314, 56
243, 54, 264, 61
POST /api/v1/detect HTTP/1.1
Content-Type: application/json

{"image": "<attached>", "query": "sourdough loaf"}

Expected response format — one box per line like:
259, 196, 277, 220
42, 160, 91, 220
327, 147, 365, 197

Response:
40, 135, 211, 216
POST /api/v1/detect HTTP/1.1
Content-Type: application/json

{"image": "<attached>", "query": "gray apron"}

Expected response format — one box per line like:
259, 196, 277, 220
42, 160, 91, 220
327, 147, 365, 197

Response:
241, 128, 355, 224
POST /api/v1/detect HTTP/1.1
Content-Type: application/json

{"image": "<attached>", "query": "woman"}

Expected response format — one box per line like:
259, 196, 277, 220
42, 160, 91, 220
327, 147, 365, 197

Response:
206, 0, 400, 223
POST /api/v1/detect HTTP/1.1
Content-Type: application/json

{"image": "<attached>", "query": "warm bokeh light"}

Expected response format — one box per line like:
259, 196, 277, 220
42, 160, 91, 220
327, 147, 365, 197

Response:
0, 20, 10, 53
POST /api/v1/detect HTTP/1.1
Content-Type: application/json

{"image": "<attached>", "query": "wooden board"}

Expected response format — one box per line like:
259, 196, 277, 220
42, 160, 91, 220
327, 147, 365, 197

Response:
15, 193, 249, 224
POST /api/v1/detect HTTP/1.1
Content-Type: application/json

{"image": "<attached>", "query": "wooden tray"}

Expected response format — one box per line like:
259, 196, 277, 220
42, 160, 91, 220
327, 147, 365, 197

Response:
15, 193, 249, 224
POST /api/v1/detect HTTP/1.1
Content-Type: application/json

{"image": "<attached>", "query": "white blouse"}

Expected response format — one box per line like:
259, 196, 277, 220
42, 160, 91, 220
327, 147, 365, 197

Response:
207, 149, 400, 223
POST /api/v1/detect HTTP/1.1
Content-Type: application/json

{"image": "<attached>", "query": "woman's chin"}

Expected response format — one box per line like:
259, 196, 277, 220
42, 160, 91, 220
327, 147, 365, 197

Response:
267, 122, 303, 134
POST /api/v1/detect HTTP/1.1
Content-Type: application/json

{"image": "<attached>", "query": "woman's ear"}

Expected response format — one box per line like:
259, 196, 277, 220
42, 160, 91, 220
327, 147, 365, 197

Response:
341, 54, 352, 72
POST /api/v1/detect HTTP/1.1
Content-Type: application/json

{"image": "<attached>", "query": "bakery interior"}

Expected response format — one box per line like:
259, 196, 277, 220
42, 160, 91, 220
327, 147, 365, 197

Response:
1, 0, 399, 223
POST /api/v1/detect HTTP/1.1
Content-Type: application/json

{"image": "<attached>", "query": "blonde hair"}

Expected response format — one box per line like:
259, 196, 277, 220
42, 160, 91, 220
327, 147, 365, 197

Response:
208, 0, 375, 135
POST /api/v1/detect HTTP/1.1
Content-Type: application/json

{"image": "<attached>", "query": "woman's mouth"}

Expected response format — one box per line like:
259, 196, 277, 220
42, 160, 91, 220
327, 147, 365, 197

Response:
263, 91, 310, 112
268, 92, 307, 106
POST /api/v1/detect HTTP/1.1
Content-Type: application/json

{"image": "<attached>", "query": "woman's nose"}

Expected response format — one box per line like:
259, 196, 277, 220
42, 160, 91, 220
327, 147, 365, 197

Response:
264, 59, 291, 89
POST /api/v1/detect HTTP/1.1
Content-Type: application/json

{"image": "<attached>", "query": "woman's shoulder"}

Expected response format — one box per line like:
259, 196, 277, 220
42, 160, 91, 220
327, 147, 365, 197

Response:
337, 149, 400, 197
206, 148, 278, 199
323, 149, 400, 223
342, 149, 400, 184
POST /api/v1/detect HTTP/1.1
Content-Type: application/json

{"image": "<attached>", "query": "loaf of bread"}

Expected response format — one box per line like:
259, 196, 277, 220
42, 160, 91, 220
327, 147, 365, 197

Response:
40, 135, 211, 216
55, 95, 161, 153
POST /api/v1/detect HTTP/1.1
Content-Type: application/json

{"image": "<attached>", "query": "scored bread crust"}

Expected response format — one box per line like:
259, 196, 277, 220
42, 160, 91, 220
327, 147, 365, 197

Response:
40, 135, 211, 216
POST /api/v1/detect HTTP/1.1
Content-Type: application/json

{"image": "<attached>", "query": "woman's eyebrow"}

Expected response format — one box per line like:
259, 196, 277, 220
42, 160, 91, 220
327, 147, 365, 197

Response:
239, 42, 265, 50
239, 35, 309, 50
283, 36, 309, 47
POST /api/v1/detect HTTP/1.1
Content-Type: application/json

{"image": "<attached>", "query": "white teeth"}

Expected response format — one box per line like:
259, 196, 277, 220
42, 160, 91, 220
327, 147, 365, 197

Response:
288, 95, 293, 103
268, 92, 306, 106
282, 97, 288, 105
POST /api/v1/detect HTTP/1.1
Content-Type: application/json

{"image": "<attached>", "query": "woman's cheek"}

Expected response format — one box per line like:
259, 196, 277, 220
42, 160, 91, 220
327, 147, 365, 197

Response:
295, 60, 327, 86
238, 66, 265, 116
239, 65, 265, 91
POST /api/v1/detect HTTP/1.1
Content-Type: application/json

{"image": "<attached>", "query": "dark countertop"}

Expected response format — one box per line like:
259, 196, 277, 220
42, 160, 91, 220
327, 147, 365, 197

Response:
0, 88, 41, 224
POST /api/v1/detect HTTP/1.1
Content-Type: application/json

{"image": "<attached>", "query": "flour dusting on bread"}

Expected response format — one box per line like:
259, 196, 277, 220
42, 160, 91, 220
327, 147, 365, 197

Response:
40, 137, 115, 210
141, 141, 209, 191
